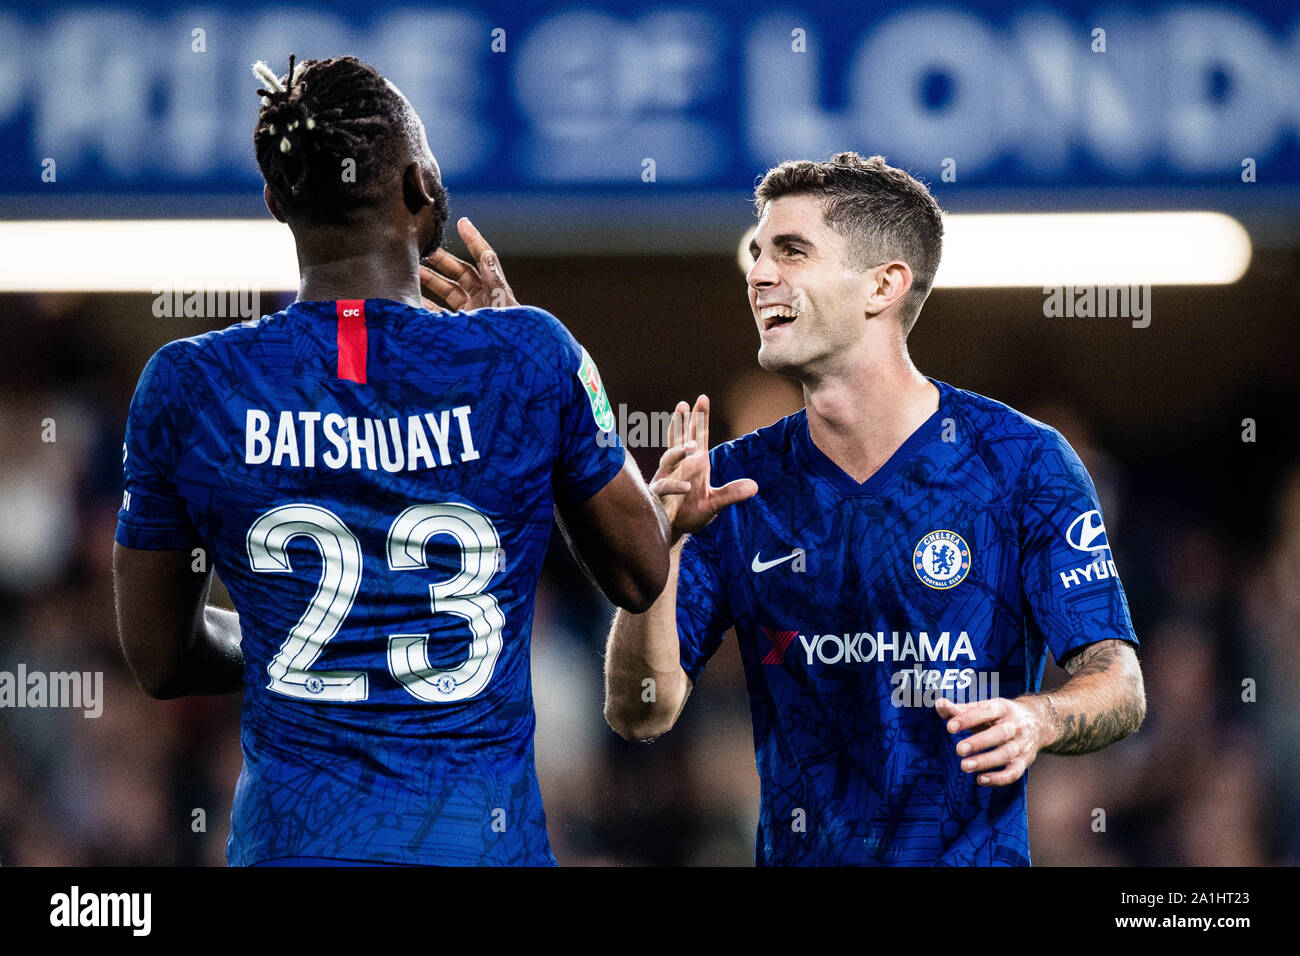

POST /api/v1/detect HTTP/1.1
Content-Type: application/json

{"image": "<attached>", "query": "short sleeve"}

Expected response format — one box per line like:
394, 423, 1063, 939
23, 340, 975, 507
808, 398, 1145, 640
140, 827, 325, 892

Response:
676, 501, 735, 683
115, 344, 202, 550
550, 322, 626, 506
1019, 429, 1137, 663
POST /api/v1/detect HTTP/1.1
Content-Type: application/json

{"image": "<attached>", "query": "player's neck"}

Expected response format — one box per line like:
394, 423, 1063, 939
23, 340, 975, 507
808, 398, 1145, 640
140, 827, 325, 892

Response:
802, 354, 938, 484
294, 226, 425, 309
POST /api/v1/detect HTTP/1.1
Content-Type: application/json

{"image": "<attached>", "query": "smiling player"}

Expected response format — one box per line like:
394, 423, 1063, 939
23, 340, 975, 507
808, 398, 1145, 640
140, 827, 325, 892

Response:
603, 152, 1147, 865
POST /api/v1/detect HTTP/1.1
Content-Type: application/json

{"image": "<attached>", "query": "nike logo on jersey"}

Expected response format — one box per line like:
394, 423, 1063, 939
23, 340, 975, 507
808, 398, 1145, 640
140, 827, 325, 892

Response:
751, 549, 804, 573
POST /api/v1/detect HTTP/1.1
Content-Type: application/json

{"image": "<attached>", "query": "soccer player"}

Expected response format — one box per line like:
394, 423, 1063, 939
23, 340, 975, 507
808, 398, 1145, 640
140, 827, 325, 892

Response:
112, 55, 671, 866
603, 153, 1148, 865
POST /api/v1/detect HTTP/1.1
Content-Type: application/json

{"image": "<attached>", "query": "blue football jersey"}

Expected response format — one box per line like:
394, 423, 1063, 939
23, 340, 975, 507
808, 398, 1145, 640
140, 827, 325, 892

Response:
676, 378, 1137, 866
115, 299, 625, 866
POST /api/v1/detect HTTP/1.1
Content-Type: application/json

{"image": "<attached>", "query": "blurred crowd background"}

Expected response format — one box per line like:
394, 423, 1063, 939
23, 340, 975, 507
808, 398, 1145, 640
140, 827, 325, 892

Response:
0, 242, 1295, 865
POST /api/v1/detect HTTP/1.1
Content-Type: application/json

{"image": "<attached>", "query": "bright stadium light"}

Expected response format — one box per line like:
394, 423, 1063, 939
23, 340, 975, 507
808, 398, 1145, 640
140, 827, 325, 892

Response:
0, 220, 299, 292
0, 211, 1252, 292
738, 211, 1252, 286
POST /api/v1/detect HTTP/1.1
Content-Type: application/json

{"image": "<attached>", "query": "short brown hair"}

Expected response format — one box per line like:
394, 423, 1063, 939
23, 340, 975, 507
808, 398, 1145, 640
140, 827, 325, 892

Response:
754, 152, 944, 333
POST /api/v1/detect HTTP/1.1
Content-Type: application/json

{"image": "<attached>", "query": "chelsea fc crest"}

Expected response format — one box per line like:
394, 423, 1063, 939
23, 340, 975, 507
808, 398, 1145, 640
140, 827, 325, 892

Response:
913, 530, 971, 589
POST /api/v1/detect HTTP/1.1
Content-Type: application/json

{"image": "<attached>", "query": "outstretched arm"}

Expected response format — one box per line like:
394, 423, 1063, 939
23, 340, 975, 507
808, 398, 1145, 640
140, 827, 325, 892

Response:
936, 638, 1145, 786
604, 538, 694, 741
604, 396, 757, 741
555, 455, 673, 614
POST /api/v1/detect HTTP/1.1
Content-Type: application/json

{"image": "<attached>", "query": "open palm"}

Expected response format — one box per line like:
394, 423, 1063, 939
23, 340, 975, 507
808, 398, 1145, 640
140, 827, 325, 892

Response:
650, 395, 758, 541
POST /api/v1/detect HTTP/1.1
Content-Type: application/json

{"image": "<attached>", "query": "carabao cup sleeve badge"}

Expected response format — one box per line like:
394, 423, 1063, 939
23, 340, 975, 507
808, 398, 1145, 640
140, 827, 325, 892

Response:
578, 347, 616, 432
913, 530, 971, 589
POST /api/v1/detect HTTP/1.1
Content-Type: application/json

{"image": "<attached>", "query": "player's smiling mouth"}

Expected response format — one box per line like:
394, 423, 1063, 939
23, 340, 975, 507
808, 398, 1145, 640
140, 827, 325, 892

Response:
759, 304, 799, 331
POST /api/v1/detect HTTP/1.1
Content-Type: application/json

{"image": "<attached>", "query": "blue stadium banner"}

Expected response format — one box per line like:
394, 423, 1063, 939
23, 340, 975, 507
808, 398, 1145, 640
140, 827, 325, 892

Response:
0, 0, 1296, 214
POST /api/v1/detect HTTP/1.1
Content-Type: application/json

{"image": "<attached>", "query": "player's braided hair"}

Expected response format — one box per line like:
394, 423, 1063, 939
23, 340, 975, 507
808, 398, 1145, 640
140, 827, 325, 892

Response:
253, 54, 446, 232
755, 152, 944, 334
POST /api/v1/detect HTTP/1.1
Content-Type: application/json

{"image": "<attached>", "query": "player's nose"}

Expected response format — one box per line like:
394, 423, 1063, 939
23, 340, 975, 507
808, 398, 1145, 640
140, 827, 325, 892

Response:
747, 251, 779, 290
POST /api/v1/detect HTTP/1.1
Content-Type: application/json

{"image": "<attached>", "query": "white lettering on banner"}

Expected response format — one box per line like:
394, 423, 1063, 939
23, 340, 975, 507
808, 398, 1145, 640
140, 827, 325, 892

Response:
3, 7, 1293, 186
745, 7, 1295, 177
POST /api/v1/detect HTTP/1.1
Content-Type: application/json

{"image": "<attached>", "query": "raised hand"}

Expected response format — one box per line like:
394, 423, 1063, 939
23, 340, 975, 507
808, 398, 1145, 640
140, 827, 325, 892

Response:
649, 394, 758, 543
419, 217, 518, 312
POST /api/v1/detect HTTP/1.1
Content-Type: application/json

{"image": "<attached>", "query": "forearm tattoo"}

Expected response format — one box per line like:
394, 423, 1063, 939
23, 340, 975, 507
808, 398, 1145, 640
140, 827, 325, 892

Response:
1043, 640, 1146, 755
1061, 640, 1121, 680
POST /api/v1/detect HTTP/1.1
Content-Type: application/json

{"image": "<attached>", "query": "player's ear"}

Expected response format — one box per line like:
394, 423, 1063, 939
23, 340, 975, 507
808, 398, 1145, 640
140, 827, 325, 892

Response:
402, 161, 436, 215
263, 184, 287, 224
866, 261, 912, 318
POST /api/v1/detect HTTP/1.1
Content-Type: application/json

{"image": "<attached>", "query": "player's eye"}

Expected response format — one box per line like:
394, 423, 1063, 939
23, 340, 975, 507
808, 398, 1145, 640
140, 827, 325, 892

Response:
784, 247, 806, 258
